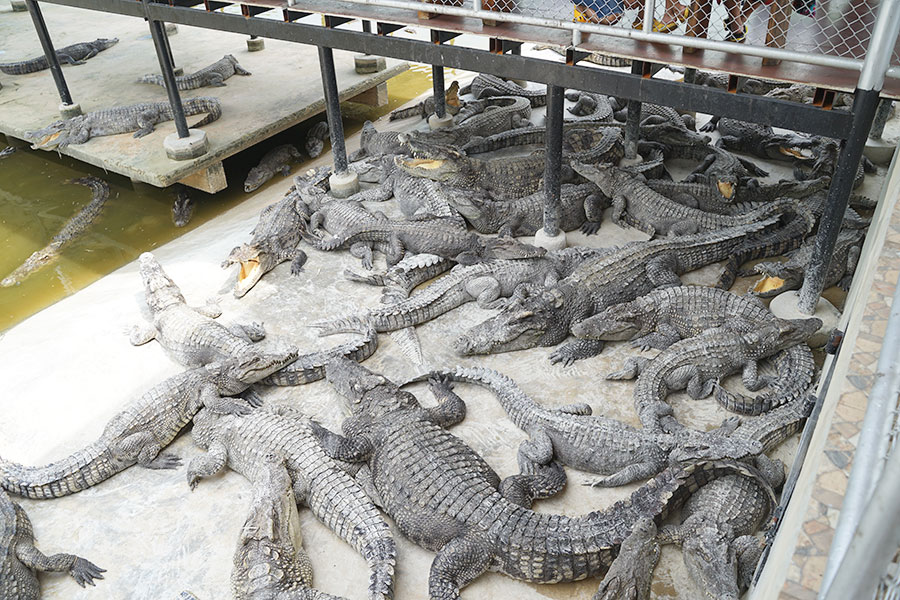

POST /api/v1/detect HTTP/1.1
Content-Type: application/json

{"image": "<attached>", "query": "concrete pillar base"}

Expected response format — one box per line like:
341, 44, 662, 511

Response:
59, 103, 83, 119
865, 136, 896, 166
164, 23, 178, 35
10, 0, 26, 11
354, 54, 385, 74
768, 290, 841, 348
619, 154, 645, 167
247, 37, 265, 52
533, 228, 568, 251
329, 170, 359, 198
164, 129, 209, 161
428, 113, 454, 130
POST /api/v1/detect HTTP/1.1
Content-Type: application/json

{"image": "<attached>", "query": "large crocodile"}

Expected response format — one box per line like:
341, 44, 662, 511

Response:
407, 366, 761, 488
464, 73, 547, 107
1, 176, 109, 288
26, 97, 222, 149
0, 351, 297, 499
409, 95, 533, 148
454, 220, 778, 364
348, 121, 405, 161
668, 143, 768, 199
0, 38, 117, 75
244, 144, 304, 192
323, 357, 766, 599
137, 54, 250, 90
389, 80, 463, 120
1, 489, 105, 598
346, 167, 467, 228
707, 118, 816, 162
188, 406, 396, 600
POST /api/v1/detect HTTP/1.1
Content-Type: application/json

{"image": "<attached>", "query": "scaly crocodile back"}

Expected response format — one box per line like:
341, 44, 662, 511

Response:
0, 440, 121, 499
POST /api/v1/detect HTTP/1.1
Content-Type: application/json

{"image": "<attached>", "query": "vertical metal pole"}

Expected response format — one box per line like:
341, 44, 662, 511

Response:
684, 67, 697, 85
318, 45, 349, 174
362, 20, 372, 33
432, 65, 446, 119
162, 23, 177, 71
624, 63, 644, 160
24, 0, 73, 106
642, 0, 655, 31
148, 18, 189, 139
542, 84, 564, 237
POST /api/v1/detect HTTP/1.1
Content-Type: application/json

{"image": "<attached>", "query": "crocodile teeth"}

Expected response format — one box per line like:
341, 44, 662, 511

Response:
239, 259, 260, 282
404, 158, 445, 170
753, 275, 785, 294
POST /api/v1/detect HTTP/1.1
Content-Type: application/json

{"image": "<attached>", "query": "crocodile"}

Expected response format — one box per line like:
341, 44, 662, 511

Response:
346, 167, 467, 228
410, 95, 533, 148
1, 176, 109, 288
764, 83, 853, 108
389, 80, 462, 121
608, 317, 821, 430
348, 121, 405, 161
224, 456, 348, 600
571, 285, 818, 415
752, 227, 866, 297
532, 43, 632, 67
688, 69, 790, 95
407, 366, 761, 488
0, 146, 16, 159
0, 351, 297, 499
0, 38, 118, 75
702, 118, 817, 162
129, 252, 272, 367
464, 73, 547, 107
172, 185, 193, 228
223, 186, 309, 297
591, 518, 660, 600
675, 144, 769, 199
304, 121, 330, 158
188, 406, 396, 600
26, 97, 222, 150
572, 161, 792, 237
444, 182, 608, 236
323, 357, 765, 599
137, 54, 250, 90
565, 91, 614, 121
244, 144, 304, 192
343, 252, 455, 299
800, 191, 871, 230
613, 100, 697, 133
454, 220, 778, 364
0, 489, 105, 598
793, 136, 874, 189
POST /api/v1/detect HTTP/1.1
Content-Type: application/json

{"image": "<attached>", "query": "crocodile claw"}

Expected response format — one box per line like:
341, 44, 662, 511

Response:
149, 452, 183, 470
69, 557, 106, 587
580, 221, 602, 236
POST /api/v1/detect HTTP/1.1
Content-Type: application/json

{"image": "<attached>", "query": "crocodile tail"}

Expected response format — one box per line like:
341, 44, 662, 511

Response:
0, 58, 48, 75
136, 73, 165, 86
360, 535, 396, 600
344, 268, 392, 287
263, 322, 377, 386
0, 440, 121, 499
388, 103, 425, 121
311, 315, 373, 336
186, 97, 223, 128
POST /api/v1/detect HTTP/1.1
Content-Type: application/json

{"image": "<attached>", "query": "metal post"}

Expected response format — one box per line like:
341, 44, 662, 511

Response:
684, 67, 697, 85
24, 0, 73, 106
642, 0, 655, 32
542, 84, 564, 237
624, 62, 644, 160
318, 45, 349, 173
432, 65, 446, 119
148, 18, 189, 139
362, 20, 371, 33
162, 23, 178, 71
870, 98, 893, 139
797, 0, 900, 314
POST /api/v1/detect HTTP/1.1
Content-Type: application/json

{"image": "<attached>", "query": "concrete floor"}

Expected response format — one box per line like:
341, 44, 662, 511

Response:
0, 4, 406, 189
2, 78, 885, 599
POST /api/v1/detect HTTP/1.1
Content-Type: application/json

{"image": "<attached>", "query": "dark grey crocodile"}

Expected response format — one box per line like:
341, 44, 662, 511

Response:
707, 118, 816, 163
389, 80, 462, 121
0, 38, 117, 75
323, 357, 765, 599
410, 95, 533, 148
244, 144, 304, 192
800, 190, 871, 230
647, 177, 825, 215
137, 54, 250, 90
0, 489, 105, 598
1, 176, 109, 288
0, 351, 297, 499
26, 97, 222, 150
130, 252, 271, 368
223, 186, 309, 297
465, 74, 547, 107
172, 185, 193, 228
793, 136, 874, 190
188, 406, 396, 600
613, 100, 697, 132
304, 121, 330, 158
347, 167, 467, 228
565, 91, 614, 121
609, 317, 821, 430
408, 366, 761, 488
676, 144, 769, 199
348, 121, 405, 161
454, 220, 778, 364
572, 161, 791, 237
532, 44, 632, 67
0, 146, 16, 159
752, 227, 866, 297
223, 456, 349, 600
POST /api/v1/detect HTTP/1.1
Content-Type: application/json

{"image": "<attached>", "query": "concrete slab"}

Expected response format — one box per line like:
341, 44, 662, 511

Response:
0, 4, 407, 190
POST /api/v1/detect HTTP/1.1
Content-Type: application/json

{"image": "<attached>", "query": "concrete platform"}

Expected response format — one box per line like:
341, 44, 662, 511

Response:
0, 3, 407, 192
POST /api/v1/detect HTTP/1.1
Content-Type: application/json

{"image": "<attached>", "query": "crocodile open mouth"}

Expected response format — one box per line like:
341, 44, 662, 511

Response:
779, 146, 813, 159
239, 259, 260, 282
753, 275, 785, 294
402, 158, 446, 170
36, 132, 61, 147
717, 181, 734, 199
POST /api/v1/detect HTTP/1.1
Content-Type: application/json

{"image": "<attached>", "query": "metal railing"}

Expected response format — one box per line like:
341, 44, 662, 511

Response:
341, 0, 900, 77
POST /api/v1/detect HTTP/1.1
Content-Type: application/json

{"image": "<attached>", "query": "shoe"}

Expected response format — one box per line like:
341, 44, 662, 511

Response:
653, 19, 678, 32
724, 18, 747, 43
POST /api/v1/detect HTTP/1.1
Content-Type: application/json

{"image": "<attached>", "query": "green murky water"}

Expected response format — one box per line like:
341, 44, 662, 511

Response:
0, 67, 438, 332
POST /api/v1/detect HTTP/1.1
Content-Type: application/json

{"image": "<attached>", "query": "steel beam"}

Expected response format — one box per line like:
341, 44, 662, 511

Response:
625, 61, 644, 160
318, 45, 349, 173
542, 85, 564, 237
24, 0, 74, 106
432, 65, 446, 119
147, 17, 190, 138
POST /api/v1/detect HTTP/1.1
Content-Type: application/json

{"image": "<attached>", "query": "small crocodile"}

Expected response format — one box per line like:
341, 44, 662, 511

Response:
609, 317, 821, 430
1, 176, 109, 288
172, 185, 193, 228
752, 227, 866, 297
26, 97, 222, 149
389, 80, 463, 120
137, 54, 250, 90
346, 167, 467, 228
565, 91, 614, 121
0, 146, 17, 159
0, 351, 297, 499
0, 38, 118, 75
572, 161, 791, 237
304, 121, 329, 158
464, 73, 547, 107
675, 144, 769, 199
1, 489, 105, 598
188, 407, 396, 600
244, 144, 304, 192
704, 118, 816, 162
347, 121, 405, 161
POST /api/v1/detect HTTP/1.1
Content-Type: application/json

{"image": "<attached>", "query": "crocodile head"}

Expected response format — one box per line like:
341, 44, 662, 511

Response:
672, 433, 762, 463
25, 119, 71, 150
325, 357, 417, 418
244, 165, 274, 193
751, 261, 802, 297
570, 297, 652, 341
746, 317, 822, 350
395, 136, 469, 183
642, 121, 711, 148
94, 38, 119, 50
761, 133, 816, 162
454, 288, 572, 355
172, 187, 193, 228
681, 519, 741, 600
569, 161, 625, 199
228, 347, 299, 385
222, 243, 281, 298
139, 252, 187, 312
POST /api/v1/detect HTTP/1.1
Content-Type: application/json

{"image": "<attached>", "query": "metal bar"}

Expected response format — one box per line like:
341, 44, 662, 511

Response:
161, 21, 177, 70
24, 0, 74, 106
857, 0, 900, 91
819, 271, 900, 596
625, 62, 644, 160
432, 64, 446, 119
361, 19, 371, 33
318, 45, 348, 173
542, 84, 564, 237
797, 89, 881, 314
147, 17, 189, 138
642, 0, 654, 33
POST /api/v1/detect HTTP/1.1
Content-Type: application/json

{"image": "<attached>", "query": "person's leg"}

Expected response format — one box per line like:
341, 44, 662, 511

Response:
577, 0, 624, 25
